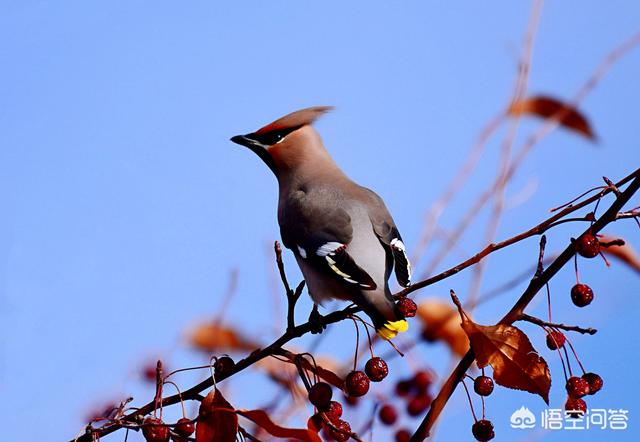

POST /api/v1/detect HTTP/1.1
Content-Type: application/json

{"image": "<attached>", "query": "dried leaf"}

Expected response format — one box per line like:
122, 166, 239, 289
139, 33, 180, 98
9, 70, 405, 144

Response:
196, 389, 238, 442
277, 352, 346, 390
237, 409, 322, 442
189, 322, 258, 353
508, 95, 595, 140
417, 299, 470, 356
461, 317, 551, 403
599, 234, 640, 273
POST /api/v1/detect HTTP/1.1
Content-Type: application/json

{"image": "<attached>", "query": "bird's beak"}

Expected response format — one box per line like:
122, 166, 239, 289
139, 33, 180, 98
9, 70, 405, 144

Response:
230, 133, 278, 176
230, 134, 261, 149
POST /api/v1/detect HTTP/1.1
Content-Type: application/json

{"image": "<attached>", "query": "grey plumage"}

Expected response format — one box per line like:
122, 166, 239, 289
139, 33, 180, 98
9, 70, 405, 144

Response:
231, 107, 411, 339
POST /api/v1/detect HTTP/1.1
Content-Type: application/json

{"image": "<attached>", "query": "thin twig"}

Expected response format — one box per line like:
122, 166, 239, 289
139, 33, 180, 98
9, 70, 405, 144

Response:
519, 313, 597, 335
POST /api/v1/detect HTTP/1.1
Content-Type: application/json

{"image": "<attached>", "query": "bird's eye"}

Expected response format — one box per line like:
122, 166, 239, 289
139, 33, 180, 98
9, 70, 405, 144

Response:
253, 131, 285, 146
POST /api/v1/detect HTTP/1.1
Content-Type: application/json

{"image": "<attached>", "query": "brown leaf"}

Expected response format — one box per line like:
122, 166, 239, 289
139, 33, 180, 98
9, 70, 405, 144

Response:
237, 409, 322, 442
188, 322, 258, 353
599, 234, 640, 273
460, 317, 551, 403
508, 95, 595, 140
196, 389, 238, 442
417, 299, 470, 356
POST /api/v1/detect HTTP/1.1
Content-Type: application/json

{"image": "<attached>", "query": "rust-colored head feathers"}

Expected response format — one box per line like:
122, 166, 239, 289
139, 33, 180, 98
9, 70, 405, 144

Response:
255, 106, 334, 135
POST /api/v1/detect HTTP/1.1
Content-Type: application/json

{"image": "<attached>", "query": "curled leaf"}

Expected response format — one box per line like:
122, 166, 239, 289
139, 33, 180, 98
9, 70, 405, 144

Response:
599, 234, 640, 273
277, 351, 346, 390
453, 295, 550, 403
237, 409, 322, 442
196, 389, 238, 442
508, 95, 595, 140
417, 299, 470, 356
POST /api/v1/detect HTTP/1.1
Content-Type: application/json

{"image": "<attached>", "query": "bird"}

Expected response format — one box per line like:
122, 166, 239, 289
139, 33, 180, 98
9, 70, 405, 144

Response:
231, 106, 411, 339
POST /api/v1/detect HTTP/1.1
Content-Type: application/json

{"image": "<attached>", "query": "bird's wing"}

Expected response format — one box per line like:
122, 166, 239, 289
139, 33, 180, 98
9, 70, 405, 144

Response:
280, 189, 377, 290
359, 187, 412, 287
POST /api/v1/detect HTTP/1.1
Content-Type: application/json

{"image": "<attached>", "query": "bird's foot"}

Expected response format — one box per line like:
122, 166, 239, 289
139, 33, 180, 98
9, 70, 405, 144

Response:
308, 305, 326, 334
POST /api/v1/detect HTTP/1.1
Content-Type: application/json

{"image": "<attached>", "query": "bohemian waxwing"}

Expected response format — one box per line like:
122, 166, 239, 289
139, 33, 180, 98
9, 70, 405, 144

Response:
231, 106, 411, 339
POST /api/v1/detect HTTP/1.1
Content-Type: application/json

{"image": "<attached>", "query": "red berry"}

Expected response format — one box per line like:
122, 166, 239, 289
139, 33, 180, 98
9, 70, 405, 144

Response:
214, 356, 235, 378
328, 419, 351, 442
322, 401, 343, 419
378, 404, 398, 425
582, 372, 603, 395
142, 417, 169, 442
397, 297, 417, 317
395, 379, 413, 397
546, 330, 566, 350
565, 397, 587, 418
343, 394, 359, 407
174, 417, 194, 437
309, 382, 333, 409
308, 413, 323, 433
142, 364, 158, 383
365, 357, 389, 382
413, 370, 433, 391
566, 376, 590, 398
473, 376, 494, 396
471, 419, 495, 441
576, 233, 600, 258
345, 371, 370, 397
571, 284, 594, 307
395, 429, 411, 442
407, 393, 432, 416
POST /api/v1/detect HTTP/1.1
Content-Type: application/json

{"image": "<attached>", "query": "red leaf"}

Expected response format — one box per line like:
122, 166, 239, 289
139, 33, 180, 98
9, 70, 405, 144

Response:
508, 95, 595, 140
457, 305, 551, 403
237, 409, 322, 442
196, 389, 238, 442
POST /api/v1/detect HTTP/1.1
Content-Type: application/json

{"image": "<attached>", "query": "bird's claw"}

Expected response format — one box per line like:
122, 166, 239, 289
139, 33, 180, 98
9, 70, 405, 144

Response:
308, 305, 326, 334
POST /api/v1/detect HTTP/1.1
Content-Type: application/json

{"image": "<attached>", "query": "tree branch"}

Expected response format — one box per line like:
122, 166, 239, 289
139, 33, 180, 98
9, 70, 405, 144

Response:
73, 170, 639, 442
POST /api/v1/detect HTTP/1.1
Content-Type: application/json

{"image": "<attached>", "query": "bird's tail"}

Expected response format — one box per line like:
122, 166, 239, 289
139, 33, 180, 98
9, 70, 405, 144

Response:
376, 319, 409, 340
359, 291, 409, 340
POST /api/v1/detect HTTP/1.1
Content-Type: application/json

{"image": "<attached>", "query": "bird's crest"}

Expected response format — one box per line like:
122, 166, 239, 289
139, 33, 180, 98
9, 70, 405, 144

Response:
255, 106, 334, 135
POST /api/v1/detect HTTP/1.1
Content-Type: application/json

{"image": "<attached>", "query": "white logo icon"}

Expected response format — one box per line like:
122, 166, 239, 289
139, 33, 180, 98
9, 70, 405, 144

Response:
511, 406, 536, 429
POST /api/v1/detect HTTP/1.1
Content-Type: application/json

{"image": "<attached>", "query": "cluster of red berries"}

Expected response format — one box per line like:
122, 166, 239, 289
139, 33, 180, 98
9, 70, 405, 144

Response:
141, 416, 194, 442
373, 370, 434, 441
308, 382, 351, 441
307, 354, 391, 441
564, 372, 604, 418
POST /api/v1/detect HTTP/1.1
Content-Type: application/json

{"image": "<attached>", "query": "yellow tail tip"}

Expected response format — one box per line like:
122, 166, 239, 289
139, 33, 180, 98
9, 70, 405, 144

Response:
377, 320, 409, 340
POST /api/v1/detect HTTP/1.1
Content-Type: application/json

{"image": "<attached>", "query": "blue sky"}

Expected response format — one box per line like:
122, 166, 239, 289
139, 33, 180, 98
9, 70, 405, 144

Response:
1, 1, 639, 441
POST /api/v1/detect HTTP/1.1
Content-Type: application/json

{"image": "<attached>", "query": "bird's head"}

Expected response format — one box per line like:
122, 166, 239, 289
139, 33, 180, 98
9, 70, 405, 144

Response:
230, 106, 334, 177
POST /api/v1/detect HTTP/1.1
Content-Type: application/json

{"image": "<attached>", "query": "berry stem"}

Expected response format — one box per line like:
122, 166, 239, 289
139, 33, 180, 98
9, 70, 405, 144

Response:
563, 334, 588, 375
163, 381, 187, 418
563, 345, 574, 377
350, 317, 361, 371
352, 314, 375, 359
460, 378, 478, 422
545, 283, 553, 323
